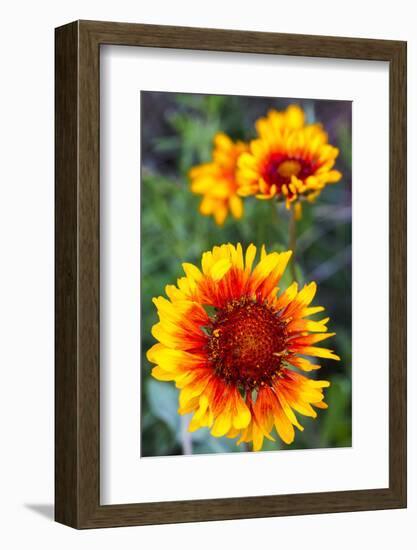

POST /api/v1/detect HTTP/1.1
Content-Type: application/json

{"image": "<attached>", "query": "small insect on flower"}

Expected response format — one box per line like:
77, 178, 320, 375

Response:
189, 133, 248, 225
147, 243, 340, 451
237, 105, 342, 216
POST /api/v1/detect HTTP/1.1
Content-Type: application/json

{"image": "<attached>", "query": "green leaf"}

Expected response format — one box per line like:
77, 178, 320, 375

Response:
147, 379, 180, 434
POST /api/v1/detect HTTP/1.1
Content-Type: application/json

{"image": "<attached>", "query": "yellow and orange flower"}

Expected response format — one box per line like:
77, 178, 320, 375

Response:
147, 243, 340, 451
189, 133, 248, 225
237, 105, 342, 212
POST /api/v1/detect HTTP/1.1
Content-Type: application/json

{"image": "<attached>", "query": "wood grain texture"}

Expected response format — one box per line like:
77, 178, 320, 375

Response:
55, 20, 407, 529
55, 21, 79, 527
388, 41, 407, 504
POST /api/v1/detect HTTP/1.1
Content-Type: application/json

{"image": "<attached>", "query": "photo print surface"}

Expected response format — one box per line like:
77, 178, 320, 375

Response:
140, 91, 352, 457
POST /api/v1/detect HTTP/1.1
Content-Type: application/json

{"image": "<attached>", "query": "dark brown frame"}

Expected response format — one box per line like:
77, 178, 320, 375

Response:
55, 20, 407, 529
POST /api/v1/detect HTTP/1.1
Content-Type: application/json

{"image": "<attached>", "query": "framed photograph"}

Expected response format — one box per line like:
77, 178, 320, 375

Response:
55, 20, 407, 528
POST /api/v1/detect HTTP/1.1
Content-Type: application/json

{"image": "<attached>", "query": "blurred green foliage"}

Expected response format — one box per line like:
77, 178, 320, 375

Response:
141, 92, 352, 456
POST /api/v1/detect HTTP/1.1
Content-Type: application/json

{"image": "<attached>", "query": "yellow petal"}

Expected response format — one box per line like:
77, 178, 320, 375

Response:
313, 401, 328, 409
251, 252, 288, 288
245, 244, 257, 272
182, 262, 203, 283
232, 394, 251, 430
252, 424, 265, 452
179, 378, 209, 410
293, 332, 336, 346
210, 258, 232, 281
146, 342, 165, 363
151, 323, 180, 348
274, 282, 298, 310
201, 251, 214, 274
214, 205, 228, 226
277, 393, 303, 431
286, 356, 320, 372
287, 318, 329, 333
211, 410, 232, 437
214, 132, 232, 150
301, 346, 341, 361
285, 104, 305, 129
151, 366, 176, 381
228, 242, 244, 270
274, 406, 295, 444
229, 195, 244, 219
226, 427, 241, 439
165, 284, 187, 302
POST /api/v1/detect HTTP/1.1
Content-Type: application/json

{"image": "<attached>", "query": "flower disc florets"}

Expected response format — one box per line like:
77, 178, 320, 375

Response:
207, 298, 288, 390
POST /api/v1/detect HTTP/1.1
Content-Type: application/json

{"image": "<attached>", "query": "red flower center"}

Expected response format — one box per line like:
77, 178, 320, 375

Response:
207, 298, 287, 389
262, 153, 317, 193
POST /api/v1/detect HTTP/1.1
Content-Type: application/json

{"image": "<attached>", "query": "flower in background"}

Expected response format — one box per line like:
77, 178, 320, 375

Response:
237, 105, 342, 214
147, 243, 340, 451
189, 133, 248, 225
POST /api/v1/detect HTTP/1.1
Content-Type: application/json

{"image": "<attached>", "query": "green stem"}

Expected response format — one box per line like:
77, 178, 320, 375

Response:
243, 391, 254, 452
181, 414, 193, 455
288, 206, 298, 282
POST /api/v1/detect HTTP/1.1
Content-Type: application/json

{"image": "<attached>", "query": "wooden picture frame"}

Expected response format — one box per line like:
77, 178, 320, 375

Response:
55, 20, 407, 529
